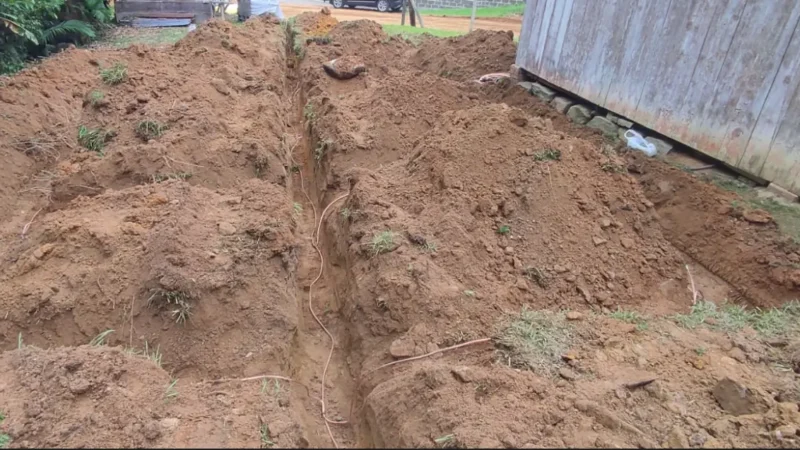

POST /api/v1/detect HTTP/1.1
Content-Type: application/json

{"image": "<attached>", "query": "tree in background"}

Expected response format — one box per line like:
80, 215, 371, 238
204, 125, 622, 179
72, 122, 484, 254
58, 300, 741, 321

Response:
0, 0, 113, 74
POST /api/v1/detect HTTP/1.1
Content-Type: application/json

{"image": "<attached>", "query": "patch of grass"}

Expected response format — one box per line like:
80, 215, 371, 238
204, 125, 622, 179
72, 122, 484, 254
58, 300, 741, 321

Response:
142, 341, 162, 367
420, 3, 524, 17
307, 35, 331, 45
303, 102, 315, 124
314, 139, 333, 162
523, 266, 548, 288
165, 378, 179, 401
382, 24, 464, 41
100, 62, 128, 85
498, 308, 571, 376
673, 300, 800, 337
340, 207, 351, 221
532, 148, 561, 161
90, 329, 114, 346
463, 289, 476, 298
293, 202, 303, 216
151, 172, 192, 183
282, 18, 304, 59
261, 378, 283, 397
423, 241, 437, 253
601, 162, 627, 173
694, 347, 706, 356
0, 411, 10, 449
88, 90, 105, 107
609, 308, 649, 331
101, 27, 187, 49
77, 125, 111, 154
135, 120, 168, 141
371, 230, 396, 256
260, 423, 275, 448
147, 289, 192, 325
434, 434, 457, 448
497, 225, 511, 235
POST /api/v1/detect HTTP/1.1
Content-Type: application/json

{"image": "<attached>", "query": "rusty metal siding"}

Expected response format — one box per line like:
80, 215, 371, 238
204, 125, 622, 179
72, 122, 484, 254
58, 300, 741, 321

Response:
516, 0, 800, 194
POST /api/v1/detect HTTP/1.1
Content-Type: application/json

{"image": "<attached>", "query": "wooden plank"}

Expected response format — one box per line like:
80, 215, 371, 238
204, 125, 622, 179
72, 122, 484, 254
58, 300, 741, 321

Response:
596, 1, 634, 109
637, 0, 717, 136
605, 0, 673, 119
573, 0, 627, 104
533, 0, 557, 74
543, 0, 588, 92
751, 16, 800, 189
550, 0, 574, 73
521, 0, 547, 71
692, 0, 800, 167
515, 0, 538, 68
537, 0, 566, 79
676, 0, 747, 149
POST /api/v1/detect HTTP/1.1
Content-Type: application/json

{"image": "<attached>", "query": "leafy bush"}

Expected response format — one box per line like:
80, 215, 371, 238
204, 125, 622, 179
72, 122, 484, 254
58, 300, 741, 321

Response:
0, 0, 112, 75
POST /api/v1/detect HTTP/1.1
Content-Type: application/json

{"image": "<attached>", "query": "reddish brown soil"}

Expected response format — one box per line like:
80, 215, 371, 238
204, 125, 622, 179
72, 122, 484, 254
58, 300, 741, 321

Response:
1, 11, 799, 450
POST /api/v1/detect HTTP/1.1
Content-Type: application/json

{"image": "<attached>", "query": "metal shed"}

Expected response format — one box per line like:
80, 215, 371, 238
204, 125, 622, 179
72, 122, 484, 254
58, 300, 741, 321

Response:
116, 0, 215, 23
516, 0, 800, 194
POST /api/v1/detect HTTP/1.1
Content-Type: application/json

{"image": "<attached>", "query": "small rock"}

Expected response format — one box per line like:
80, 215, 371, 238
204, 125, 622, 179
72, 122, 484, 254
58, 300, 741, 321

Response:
389, 338, 415, 359
551, 96, 574, 114
702, 437, 725, 449
143, 421, 161, 440
712, 377, 770, 416
742, 209, 772, 224
268, 420, 292, 437
566, 311, 584, 321
665, 426, 689, 448
558, 367, 578, 381
620, 237, 634, 249
530, 82, 556, 102
33, 243, 55, 259
728, 347, 747, 363
593, 236, 607, 246
136, 94, 150, 103
689, 431, 708, 447
68, 378, 91, 395
600, 217, 612, 228
218, 222, 237, 235
586, 116, 620, 137
567, 104, 594, 125
554, 265, 569, 273
517, 81, 533, 93
451, 366, 472, 383
705, 417, 733, 438
210, 78, 231, 96
776, 424, 798, 439
504, 246, 514, 254
160, 418, 180, 432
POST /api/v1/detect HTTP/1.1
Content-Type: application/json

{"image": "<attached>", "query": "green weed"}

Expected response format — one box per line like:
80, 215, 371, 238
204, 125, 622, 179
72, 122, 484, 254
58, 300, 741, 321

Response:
77, 125, 111, 154
609, 308, 649, 331
497, 225, 511, 235
601, 162, 627, 173
0, 410, 9, 449
151, 172, 192, 183
434, 434, 456, 448
147, 289, 192, 325
523, 266, 548, 288
532, 148, 561, 161
694, 347, 706, 356
135, 120, 167, 141
673, 300, 800, 337
371, 230, 396, 256
498, 308, 571, 376
165, 378, 179, 401
303, 102, 315, 124
88, 90, 105, 106
90, 329, 114, 346
260, 423, 274, 448
315, 139, 333, 162
340, 207, 351, 221
293, 202, 303, 216
100, 62, 128, 85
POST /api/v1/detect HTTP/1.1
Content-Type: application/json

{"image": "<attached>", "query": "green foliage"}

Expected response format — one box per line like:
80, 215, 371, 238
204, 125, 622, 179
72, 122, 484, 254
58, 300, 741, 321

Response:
77, 124, 110, 154
498, 308, 571, 376
100, 62, 127, 85
135, 120, 167, 141
497, 225, 511, 235
673, 300, 800, 337
0, 0, 111, 74
532, 148, 561, 161
371, 230, 396, 256
0, 409, 10, 448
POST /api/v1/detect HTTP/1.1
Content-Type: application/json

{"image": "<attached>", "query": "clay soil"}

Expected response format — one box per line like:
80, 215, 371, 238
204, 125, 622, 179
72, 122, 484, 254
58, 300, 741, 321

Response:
1, 11, 800, 449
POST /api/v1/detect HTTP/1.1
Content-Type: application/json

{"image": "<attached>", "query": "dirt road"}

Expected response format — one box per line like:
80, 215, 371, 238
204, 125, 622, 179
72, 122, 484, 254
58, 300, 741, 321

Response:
282, 4, 522, 34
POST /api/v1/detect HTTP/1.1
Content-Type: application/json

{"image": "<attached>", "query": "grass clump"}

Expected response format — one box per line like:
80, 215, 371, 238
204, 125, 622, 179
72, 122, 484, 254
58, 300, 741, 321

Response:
382, 24, 463, 41
497, 225, 511, 235
434, 434, 457, 448
0, 411, 10, 449
498, 308, 571, 376
260, 423, 275, 448
523, 266, 548, 288
314, 139, 333, 162
303, 101, 315, 124
147, 289, 192, 325
100, 62, 128, 85
609, 308, 649, 331
420, 3, 524, 17
77, 125, 111, 154
673, 300, 800, 337
293, 202, 303, 216
88, 90, 105, 107
371, 230, 396, 256
90, 329, 114, 346
151, 172, 192, 183
165, 378, 179, 401
135, 120, 167, 141
532, 148, 561, 161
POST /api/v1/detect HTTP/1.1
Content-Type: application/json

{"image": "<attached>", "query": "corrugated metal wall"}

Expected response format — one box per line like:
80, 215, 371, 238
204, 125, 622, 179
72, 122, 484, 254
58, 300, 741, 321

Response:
516, 0, 800, 194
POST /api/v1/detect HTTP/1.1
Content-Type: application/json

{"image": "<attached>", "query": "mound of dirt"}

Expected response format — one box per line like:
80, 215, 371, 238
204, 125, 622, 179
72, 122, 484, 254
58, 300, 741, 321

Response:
409, 29, 517, 81
0, 345, 299, 448
294, 10, 339, 37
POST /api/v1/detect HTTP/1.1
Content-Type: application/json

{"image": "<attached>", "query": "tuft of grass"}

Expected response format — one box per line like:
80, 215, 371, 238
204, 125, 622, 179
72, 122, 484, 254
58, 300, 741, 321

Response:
88, 90, 105, 106
497, 225, 511, 235
0, 411, 10, 449
78, 125, 111, 154
434, 434, 457, 449
314, 139, 333, 162
694, 347, 707, 356
609, 308, 649, 331
151, 172, 192, 183
143, 341, 163, 367
673, 300, 800, 337
371, 230, 396, 256
100, 62, 128, 85
147, 289, 192, 325
101, 27, 187, 49
260, 423, 275, 448
382, 24, 464, 41
307, 35, 332, 45
293, 202, 303, 216
463, 289, 476, 298
601, 162, 627, 173
340, 207, 351, 221
498, 308, 571, 376
261, 378, 283, 397
523, 266, 548, 288
423, 241, 437, 253
282, 18, 304, 59
303, 102, 315, 124
532, 148, 561, 161
90, 329, 114, 346
165, 378, 179, 401
135, 120, 167, 141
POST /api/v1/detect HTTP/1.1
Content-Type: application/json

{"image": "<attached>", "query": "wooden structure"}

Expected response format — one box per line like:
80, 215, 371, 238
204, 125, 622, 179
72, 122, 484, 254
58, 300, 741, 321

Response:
516, 0, 800, 194
116, 0, 214, 23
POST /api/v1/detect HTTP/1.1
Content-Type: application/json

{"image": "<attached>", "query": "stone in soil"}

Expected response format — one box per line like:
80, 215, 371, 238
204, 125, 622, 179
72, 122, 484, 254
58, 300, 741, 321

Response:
567, 104, 594, 124
323, 56, 366, 80
712, 377, 770, 416
551, 96, 574, 114
530, 82, 556, 102
586, 116, 620, 137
